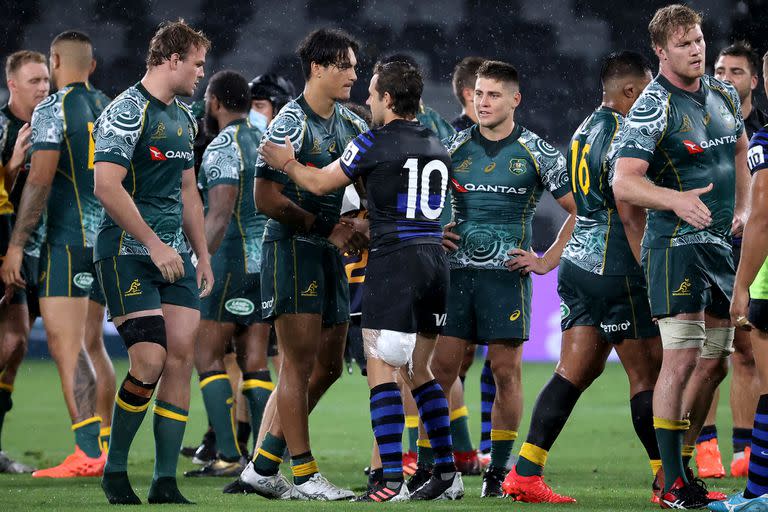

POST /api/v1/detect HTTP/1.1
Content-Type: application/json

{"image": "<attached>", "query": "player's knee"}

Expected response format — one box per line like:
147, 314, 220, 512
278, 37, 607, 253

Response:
696, 356, 729, 384
489, 358, 522, 390
363, 329, 416, 369
658, 317, 706, 351
700, 326, 735, 362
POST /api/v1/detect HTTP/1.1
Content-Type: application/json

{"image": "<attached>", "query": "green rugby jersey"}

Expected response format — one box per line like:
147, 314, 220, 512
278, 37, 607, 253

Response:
445, 124, 569, 269
30, 82, 109, 248
93, 82, 197, 260
562, 107, 639, 276
417, 104, 456, 141
615, 74, 743, 249
198, 118, 266, 274
255, 94, 368, 243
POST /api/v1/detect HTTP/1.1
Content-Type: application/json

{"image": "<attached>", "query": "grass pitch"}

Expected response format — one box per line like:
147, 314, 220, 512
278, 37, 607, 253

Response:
0, 359, 746, 510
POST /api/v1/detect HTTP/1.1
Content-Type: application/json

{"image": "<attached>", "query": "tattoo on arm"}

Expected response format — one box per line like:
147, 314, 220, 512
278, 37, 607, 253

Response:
73, 348, 97, 422
10, 182, 51, 248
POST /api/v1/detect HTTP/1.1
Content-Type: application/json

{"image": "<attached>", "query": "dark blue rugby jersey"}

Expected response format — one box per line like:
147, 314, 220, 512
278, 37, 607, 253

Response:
339, 119, 451, 255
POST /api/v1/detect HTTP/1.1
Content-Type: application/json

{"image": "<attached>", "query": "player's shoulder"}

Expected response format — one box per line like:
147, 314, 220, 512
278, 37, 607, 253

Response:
518, 126, 561, 159
443, 126, 472, 155
174, 98, 197, 127
629, 79, 670, 117
33, 88, 68, 119
207, 124, 239, 155
337, 102, 369, 133
747, 125, 768, 173
749, 124, 768, 148
703, 74, 740, 108
101, 86, 147, 118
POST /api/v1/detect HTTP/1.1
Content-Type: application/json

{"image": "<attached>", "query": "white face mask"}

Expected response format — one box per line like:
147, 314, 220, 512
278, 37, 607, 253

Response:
249, 109, 269, 132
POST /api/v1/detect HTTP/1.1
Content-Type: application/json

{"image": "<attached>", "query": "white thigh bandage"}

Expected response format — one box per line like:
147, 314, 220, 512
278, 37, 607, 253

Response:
363, 328, 417, 369
657, 318, 706, 350
701, 327, 735, 359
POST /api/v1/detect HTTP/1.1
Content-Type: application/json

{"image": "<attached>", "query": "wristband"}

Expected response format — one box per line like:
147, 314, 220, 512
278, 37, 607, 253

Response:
309, 213, 335, 238
282, 158, 297, 172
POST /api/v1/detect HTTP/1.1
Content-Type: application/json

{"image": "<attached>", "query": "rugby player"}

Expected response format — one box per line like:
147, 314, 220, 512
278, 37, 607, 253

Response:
0, 50, 49, 474
260, 59, 465, 502
184, 70, 268, 478
433, 59, 576, 498
696, 41, 767, 479
92, 20, 213, 504
450, 56, 484, 132
0, 31, 112, 478
709, 47, 768, 512
234, 28, 367, 501
502, 51, 664, 504
613, 5, 749, 508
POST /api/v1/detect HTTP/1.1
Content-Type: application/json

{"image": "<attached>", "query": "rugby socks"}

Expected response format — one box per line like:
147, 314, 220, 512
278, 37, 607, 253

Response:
413, 379, 455, 475
490, 429, 517, 469
733, 427, 751, 455
100, 426, 111, 453
370, 383, 405, 483
152, 400, 188, 479
236, 421, 251, 451
241, 370, 274, 445
106, 373, 156, 474
73, 416, 102, 458
480, 360, 495, 454
696, 424, 718, 444
291, 451, 318, 485
629, 390, 661, 476
516, 373, 582, 477
253, 433, 286, 475
682, 444, 695, 467
405, 415, 419, 453
450, 405, 474, 452
199, 371, 239, 460
745, 394, 768, 498
0, 382, 12, 451
654, 417, 690, 491
417, 439, 434, 466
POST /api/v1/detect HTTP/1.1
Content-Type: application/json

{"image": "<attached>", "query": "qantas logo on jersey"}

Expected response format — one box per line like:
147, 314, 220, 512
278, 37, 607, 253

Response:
149, 146, 193, 161
682, 140, 703, 154
700, 135, 738, 149
451, 181, 528, 195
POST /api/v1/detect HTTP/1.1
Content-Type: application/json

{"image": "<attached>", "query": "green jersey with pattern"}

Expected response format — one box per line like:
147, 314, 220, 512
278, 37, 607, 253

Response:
562, 107, 639, 276
198, 118, 266, 274
445, 124, 569, 269
417, 104, 456, 141
615, 74, 743, 249
256, 94, 368, 243
93, 82, 197, 260
30, 82, 109, 248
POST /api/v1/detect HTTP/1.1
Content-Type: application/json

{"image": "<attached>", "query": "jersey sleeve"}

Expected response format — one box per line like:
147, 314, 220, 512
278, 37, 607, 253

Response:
339, 130, 376, 180
255, 104, 305, 185
748, 127, 768, 175
532, 138, 570, 198
93, 94, 145, 170
30, 94, 64, 152
722, 81, 745, 137
200, 129, 241, 188
615, 87, 668, 162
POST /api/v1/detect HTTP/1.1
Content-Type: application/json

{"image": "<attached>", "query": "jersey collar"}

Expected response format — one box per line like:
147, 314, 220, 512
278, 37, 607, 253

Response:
135, 81, 176, 112
472, 122, 522, 155
656, 73, 706, 105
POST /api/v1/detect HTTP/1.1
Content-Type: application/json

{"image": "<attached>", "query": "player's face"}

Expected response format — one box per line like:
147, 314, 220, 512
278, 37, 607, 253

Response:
474, 77, 520, 130
251, 99, 274, 122
366, 74, 388, 127
173, 44, 206, 97
320, 48, 357, 102
8, 62, 50, 112
203, 85, 220, 136
714, 55, 756, 102
658, 24, 705, 82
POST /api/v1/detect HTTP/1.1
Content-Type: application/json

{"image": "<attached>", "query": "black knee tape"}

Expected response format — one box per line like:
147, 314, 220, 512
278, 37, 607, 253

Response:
117, 315, 167, 349
118, 372, 157, 407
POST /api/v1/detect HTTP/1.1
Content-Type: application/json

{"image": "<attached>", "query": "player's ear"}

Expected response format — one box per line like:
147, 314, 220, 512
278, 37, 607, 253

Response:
89, 58, 96, 76
512, 90, 522, 107
623, 82, 635, 99
654, 44, 667, 61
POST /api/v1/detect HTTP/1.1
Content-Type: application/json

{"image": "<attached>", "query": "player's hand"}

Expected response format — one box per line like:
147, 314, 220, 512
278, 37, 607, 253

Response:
506, 248, 550, 276
673, 184, 713, 230
340, 217, 370, 253
0, 245, 25, 291
259, 135, 296, 172
730, 283, 752, 331
731, 211, 746, 238
442, 222, 460, 252
328, 222, 356, 252
148, 240, 185, 283
8, 123, 31, 173
196, 256, 214, 298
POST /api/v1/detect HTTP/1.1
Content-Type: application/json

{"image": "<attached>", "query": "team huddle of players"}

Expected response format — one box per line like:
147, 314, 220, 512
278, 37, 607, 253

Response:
1, 3, 768, 510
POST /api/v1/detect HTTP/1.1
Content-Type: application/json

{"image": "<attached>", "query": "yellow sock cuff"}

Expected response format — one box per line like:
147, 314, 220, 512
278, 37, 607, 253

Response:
199, 373, 229, 389
153, 405, 188, 423
653, 417, 690, 431
491, 429, 518, 441
256, 447, 283, 463
0, 382, 13, 392
450, 405, 469, 422
520, 442, 548, 467
242, 379, 275, 392
71, 416, 102, 431
116, 394, 151, 413
416, 439, 432, 449
650, 459, 662, 476
291, 459, 319, 477
100, 426, 111, 437
405, 415, 419, 428
682, 444, 695, 457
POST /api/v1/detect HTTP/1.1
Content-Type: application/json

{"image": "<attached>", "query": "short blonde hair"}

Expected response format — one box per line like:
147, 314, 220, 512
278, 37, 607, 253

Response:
648, 4, 703, 49
146, 19, 210, 67
5, 50, 46, 80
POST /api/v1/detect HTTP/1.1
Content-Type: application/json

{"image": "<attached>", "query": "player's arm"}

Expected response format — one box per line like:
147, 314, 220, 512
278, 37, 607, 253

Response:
259, 135, 351, 195
732, 131, 750, 237
5, 123, 31, 193
204, 184, 236, 254
181, 168, 213, 297
506, 192, 576, 275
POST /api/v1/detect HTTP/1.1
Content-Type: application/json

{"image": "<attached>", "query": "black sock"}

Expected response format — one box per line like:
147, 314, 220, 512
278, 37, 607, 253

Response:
630, 390, 660, 461
237, 421, 251, 446
745, 394, 768, 498
733, 427, 752, 454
